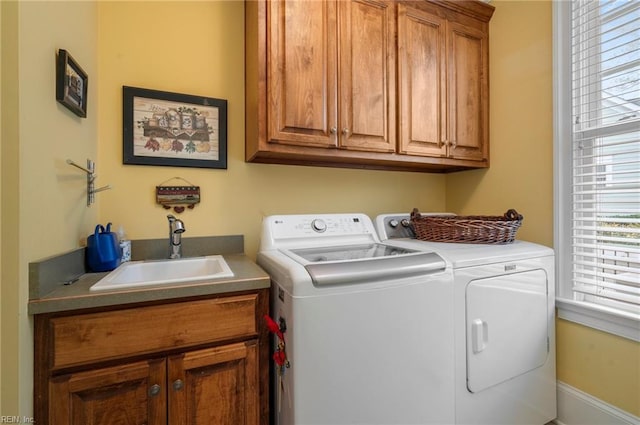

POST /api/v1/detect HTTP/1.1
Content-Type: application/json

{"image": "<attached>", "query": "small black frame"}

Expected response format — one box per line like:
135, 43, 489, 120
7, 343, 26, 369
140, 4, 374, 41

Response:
123, 86, 227, 169
56, 49, 88, 118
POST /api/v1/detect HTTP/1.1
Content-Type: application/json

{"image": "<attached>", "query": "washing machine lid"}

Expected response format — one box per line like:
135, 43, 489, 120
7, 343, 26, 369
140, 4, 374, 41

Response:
289, 243, 417, 262
284, 243, 446, 286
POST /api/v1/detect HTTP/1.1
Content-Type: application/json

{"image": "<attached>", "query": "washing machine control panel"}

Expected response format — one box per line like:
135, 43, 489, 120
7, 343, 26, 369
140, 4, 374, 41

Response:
311, 219, 327, 233
269, 214, 375, 240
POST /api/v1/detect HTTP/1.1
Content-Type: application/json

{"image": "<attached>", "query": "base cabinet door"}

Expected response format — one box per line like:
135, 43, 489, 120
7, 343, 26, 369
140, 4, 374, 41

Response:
47, 343, 261, 425
49, 358, 167, 425
168, 342, 259, 425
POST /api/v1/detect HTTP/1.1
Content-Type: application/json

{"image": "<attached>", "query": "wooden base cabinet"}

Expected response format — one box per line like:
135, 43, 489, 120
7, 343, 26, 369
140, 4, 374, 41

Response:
246, 0, 494, 173
35, 290, 269, 425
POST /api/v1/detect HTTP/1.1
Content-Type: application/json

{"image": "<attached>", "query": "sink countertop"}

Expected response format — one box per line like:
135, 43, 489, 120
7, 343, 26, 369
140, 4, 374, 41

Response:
28, 254, 270, 315
28, 235, 270, 315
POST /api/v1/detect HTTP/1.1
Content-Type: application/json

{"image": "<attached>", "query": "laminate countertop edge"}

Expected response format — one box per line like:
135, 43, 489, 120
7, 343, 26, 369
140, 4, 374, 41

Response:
28, 254, 271, 315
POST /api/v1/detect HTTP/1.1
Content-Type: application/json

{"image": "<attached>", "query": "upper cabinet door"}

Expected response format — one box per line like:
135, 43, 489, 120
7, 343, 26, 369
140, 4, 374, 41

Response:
268, 0, 338, 148
397, 4, 447, 157
447, 20, 489, 162
338, 0, 396, 152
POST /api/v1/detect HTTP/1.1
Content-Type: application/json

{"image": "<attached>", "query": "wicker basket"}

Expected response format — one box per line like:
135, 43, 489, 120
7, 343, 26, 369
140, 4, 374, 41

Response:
410, 208, 524, 244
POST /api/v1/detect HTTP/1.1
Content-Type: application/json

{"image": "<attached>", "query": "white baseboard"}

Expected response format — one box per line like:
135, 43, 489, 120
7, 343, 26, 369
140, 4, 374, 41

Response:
554, 381, 639, 425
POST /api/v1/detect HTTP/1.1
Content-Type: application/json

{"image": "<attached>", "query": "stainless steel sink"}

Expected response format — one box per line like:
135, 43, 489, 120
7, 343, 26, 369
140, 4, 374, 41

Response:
90, 255, 234, 292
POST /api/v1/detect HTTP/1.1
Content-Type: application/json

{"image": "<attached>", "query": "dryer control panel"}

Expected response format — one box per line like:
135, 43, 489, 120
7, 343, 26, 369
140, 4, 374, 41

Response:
376, 214, 415, 240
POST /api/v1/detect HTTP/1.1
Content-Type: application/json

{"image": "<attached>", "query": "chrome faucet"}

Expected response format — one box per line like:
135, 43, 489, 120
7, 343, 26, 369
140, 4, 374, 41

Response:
167, 214, 186, 259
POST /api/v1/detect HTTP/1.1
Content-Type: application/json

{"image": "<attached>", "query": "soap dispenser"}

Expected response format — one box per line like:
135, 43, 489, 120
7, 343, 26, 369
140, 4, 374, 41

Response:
117, 225, 132, 263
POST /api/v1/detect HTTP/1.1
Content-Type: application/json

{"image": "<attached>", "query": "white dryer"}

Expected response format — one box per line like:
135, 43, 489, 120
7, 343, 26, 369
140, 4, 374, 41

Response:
376, 214, 557, 425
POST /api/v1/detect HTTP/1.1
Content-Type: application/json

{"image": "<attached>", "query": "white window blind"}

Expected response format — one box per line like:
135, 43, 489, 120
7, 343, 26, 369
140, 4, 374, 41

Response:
571, 0, 640, 314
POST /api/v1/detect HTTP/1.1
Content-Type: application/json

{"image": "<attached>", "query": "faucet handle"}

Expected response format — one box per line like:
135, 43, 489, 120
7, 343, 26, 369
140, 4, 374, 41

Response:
167, 214, 185, 232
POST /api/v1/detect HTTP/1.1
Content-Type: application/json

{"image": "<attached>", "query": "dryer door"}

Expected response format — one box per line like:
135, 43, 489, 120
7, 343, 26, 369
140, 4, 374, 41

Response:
466, 269, 549, 393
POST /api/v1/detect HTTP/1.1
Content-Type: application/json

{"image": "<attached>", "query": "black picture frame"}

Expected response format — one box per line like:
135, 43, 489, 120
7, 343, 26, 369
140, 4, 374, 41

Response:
123, 86, 227, 169
56, 49, 88, 118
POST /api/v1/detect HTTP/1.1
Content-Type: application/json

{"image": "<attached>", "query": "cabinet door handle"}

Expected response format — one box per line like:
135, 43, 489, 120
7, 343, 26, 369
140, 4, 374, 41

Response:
450, 140, 457, 149
148, 384, 161, 397
330, 126, 337, 134
173, 379, 184, 391
342, 128, 349, 135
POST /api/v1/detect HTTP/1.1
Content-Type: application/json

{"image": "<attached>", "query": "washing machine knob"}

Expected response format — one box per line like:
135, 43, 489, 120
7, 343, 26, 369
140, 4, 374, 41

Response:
311, 219, 327, 233
389, 219, 399, 228
401, 219, 411, 227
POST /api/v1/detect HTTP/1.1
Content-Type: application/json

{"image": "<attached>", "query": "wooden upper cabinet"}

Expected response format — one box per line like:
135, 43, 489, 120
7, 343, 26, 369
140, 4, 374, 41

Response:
398, 1, 489, 163
267, 0, 395, 152
246, 0, 494, 172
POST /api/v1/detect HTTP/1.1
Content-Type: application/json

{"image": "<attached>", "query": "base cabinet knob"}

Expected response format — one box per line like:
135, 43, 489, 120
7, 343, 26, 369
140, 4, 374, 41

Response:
148, 384, 161, 397
173, 379, 184, 391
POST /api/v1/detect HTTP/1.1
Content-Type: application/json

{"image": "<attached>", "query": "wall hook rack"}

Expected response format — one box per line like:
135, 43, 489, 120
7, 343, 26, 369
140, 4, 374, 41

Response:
66, 159, 112, 206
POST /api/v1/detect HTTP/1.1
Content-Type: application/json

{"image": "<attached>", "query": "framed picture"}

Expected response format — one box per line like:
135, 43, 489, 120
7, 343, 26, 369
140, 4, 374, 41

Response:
123, 86, 227, 169
56, 49, 88, 118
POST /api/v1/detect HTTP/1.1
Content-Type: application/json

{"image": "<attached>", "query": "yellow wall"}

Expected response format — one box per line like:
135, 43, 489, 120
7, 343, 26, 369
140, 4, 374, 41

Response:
557, 320, 640, 415
96, 1, 445, 260
0, 0, 5, 414
1, 0, 99, 416
1, 0, 20, 414
446, 0, 640, 416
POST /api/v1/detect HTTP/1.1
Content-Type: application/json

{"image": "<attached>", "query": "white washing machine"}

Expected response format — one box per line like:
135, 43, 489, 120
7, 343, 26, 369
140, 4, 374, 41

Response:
376, 213, 557, 425
258, 213, 456, 425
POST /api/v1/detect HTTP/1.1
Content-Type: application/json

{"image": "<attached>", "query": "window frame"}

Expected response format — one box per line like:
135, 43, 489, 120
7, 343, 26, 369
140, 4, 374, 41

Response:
553, 0, 640, 343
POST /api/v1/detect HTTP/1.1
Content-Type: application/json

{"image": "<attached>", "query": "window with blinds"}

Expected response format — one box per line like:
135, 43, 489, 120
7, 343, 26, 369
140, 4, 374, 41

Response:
571, 0, 640, 314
